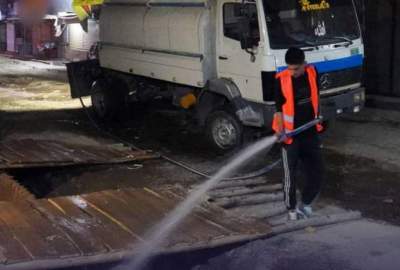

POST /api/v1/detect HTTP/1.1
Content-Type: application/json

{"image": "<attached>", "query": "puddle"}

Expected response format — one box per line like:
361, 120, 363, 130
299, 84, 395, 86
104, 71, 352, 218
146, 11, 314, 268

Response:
323, 149, 400, 225
58, 243, 239, 270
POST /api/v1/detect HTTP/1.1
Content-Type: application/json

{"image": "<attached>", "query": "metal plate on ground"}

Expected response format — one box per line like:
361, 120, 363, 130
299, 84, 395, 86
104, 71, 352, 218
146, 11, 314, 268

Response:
0, 174, 35, 202
0, 182, 272, 270
0, 139, 158, 169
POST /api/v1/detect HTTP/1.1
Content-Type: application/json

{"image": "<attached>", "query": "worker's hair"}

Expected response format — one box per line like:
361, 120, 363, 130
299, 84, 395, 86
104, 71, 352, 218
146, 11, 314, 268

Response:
285, 47, 305, 65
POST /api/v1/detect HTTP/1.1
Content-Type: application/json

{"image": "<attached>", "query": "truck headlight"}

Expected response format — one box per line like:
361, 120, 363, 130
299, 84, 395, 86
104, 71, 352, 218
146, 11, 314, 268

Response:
361, 91, 366, 102
354, 93, 362, 103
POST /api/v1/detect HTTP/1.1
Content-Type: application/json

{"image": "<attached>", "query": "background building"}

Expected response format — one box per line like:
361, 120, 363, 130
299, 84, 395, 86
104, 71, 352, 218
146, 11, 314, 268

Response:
362, 0, 400, 97
0, 0, 99, 60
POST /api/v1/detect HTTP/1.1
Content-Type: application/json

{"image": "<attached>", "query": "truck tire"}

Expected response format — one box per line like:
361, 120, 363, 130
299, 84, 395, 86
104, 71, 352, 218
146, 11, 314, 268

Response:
206, 108, 243, 154
91, 79, 128, 121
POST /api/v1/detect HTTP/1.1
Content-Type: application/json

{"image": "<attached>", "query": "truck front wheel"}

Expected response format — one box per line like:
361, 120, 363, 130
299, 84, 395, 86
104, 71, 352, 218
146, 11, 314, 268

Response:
206, 109, 243, 154
91, 79, 128, 121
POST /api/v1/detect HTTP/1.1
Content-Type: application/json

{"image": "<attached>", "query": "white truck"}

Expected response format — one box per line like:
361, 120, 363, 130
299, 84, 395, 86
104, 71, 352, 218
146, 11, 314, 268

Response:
68, 0, 365, 152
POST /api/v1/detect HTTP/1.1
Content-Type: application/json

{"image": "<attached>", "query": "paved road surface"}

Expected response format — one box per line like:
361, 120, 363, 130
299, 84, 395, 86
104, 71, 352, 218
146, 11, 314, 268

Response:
193, 220, 400, 270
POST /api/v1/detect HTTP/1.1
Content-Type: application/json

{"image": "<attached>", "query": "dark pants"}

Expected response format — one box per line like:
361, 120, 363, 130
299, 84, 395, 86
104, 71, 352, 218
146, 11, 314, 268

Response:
281, 131, 324, 210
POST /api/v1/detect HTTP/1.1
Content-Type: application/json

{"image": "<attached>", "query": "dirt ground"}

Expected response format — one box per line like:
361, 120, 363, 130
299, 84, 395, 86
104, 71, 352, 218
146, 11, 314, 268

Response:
1, 55, 400, 269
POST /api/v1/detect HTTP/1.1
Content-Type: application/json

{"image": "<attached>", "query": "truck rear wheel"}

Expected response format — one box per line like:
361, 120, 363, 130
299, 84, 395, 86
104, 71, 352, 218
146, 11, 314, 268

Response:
91, 79, 128, 121
206, 109, 243, 154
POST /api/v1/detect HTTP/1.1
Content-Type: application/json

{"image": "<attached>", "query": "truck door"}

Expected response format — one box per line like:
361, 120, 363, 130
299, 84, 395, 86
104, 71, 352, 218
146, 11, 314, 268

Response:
217, 1, 263, 102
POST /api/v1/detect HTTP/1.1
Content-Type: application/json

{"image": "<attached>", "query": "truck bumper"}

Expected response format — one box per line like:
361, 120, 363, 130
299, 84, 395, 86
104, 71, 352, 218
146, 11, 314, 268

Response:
254, 87, 366, 131
320, 87, 365, 120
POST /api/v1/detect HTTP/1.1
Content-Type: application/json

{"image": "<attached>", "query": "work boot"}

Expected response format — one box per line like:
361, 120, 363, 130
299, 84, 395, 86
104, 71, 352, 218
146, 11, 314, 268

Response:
288, 210, 298, 221
297, 204, 313, 219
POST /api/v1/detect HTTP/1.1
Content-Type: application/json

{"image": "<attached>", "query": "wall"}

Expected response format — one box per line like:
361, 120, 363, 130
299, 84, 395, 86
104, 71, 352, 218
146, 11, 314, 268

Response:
363, 0, 400, 97
32, 20, 57, 58
64, 19, 99, 61
0, 22, 6, 51
6, 22, 14, 52
391, 1, 400, 97
45, 0, 99, 61
47, 0, 73, 14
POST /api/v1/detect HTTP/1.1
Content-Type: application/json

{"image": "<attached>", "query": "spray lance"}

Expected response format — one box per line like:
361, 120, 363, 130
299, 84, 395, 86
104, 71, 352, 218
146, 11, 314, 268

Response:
234, 117, 324, 179
278, 117, 323, 143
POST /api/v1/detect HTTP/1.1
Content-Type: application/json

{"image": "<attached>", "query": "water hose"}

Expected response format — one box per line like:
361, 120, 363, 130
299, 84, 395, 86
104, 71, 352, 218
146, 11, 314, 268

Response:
78, 94, 320, 181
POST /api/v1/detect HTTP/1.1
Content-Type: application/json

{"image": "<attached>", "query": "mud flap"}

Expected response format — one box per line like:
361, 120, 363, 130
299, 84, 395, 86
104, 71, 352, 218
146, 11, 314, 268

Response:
231, 97, 264, 127
66, 59, 101, 98
206, 79, 264, 127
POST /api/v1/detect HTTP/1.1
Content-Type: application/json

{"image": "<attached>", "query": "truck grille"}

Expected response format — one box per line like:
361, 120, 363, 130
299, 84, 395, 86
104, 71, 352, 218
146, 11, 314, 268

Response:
318, 67, 362, 92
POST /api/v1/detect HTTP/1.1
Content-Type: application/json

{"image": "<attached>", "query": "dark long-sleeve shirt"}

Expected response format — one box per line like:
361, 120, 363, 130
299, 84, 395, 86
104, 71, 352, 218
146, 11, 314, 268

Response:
274, 72, 319, 134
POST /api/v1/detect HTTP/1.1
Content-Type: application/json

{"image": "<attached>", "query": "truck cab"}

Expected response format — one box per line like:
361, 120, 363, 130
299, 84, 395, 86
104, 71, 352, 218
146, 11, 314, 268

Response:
215, 0, 364, 131
68, 0, 365, 153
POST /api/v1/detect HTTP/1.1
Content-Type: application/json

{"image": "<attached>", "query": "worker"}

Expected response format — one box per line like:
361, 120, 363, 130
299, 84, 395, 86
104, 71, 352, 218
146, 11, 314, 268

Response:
272, 47, 324, 221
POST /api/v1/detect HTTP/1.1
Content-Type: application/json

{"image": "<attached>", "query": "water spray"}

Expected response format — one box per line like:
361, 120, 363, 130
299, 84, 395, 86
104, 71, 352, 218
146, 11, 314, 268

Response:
113, 118, 322, 270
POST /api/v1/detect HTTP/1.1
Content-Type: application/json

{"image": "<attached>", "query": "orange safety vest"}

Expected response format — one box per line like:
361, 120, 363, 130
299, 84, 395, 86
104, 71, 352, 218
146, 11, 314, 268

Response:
272, 65, 324, 144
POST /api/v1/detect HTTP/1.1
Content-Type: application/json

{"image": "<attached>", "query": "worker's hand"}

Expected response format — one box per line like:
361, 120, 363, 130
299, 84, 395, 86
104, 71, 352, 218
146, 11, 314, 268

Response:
275, 131, 287, 143
273, 113, 285, 142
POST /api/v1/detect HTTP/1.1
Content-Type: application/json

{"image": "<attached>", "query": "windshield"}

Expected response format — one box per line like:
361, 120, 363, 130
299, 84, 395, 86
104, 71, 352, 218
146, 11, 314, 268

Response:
263, 0, 361, 49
